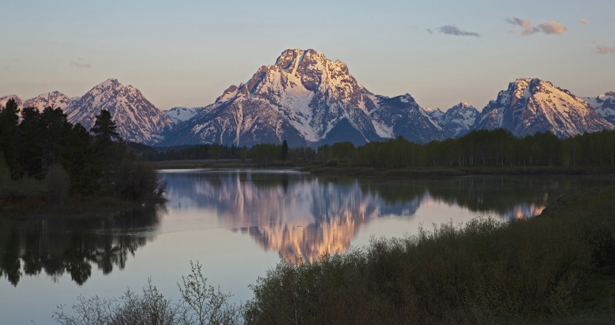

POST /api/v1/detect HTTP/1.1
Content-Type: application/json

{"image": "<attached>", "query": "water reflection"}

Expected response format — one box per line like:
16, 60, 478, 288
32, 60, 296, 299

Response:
163, 171, 612, 264
0, 205, 163, 286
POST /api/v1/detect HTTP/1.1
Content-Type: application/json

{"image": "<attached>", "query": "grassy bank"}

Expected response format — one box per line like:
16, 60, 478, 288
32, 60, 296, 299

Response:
305, 165, 615, 178
244, 185, 615, 324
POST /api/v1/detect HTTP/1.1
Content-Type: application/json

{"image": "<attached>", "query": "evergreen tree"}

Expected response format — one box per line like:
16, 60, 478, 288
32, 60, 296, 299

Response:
91, 110, 120, 142
281, 140, 289, 161
0, 99, 20, 178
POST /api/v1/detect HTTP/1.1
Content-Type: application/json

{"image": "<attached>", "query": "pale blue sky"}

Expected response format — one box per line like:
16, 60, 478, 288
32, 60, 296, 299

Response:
1, 0, 614, 110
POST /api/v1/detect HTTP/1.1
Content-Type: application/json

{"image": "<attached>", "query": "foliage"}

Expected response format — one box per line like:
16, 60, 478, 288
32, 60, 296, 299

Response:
136, 129, 615, 169
244, 186, 615, 324
0, 105, 164, 205
53, 261, 243, 325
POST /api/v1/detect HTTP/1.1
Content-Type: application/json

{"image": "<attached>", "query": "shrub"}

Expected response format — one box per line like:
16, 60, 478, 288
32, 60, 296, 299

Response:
53, 261, 243, 325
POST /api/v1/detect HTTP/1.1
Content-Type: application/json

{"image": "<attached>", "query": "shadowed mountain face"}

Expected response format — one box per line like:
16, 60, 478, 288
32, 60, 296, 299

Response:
0, 206, 163, 286
161, 49, 444, 147
585, 91, 615, 125
161, 171, 611, 265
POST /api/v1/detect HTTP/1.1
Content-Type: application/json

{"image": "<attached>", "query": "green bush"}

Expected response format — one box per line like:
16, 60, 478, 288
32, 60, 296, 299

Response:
244, 186, 615, 324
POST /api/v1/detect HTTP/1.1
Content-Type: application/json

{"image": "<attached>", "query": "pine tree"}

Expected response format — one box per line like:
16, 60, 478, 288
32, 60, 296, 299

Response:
0, 99, 20, 178
91, 110, 120, 142
281, 140, 289, 161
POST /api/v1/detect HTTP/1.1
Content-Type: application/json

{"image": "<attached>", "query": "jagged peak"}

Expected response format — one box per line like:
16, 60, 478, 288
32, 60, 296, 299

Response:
96, 78, 122, 88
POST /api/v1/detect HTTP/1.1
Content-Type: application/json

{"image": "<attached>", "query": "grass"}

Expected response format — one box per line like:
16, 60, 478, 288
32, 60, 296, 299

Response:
244, 185, 615, 324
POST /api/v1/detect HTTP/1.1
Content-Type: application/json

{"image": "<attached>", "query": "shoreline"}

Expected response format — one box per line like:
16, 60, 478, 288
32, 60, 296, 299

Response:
0, 195, 148, 219
144, 159, 615, 178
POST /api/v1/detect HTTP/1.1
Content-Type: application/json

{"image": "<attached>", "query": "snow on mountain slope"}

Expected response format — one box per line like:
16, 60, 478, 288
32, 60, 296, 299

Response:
163, 49, 444, 146
473, 78, 613, 137
439, 102, 479, 137
0, 95, 22, 109
65, 78, 173, 144
584, 91, 615, 125
165, 107, 204, 124
22, 91, 75, 112
425, 107, 445, 121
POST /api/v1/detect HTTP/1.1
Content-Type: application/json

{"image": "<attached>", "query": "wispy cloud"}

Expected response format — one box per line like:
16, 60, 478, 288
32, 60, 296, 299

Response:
70, 57, 92, 69
426, 29, 433, 34
537, 21, 567, 35
595, 42, 615, 54
506, 18, 568, 36
435, 25, 480, 37
580, 19, 590, 25
506, 17, 537, 35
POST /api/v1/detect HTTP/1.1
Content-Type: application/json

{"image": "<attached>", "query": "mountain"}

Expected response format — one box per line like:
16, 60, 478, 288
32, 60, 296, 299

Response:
584, 91, 615, 125
425, 107, 444, 120
1, 92, 73, 114
0, 95, 22, 109
473, 78, 613, 137
165, 107, 204, 124
438, 102, 479, 137
65, 79, 173, 144
162, 49, 445, 146
22, 91, 74, 112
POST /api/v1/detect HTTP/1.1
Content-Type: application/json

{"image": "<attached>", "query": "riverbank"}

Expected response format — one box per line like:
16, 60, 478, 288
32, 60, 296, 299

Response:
142, 159, 615, 178
0, 195, 143, 219
306, 165, 615, 178
244, 185, 615, 324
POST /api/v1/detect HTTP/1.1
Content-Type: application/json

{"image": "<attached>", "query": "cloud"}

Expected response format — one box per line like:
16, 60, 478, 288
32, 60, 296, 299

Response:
506, 17, 568, 36
435, 25, 480, 37
506, 17, 538, 35
70, 57, 92, 69
537, 21, 568, 35
580, 19, 590, 25
595, 42, 615, 54
426, 29, 433, 34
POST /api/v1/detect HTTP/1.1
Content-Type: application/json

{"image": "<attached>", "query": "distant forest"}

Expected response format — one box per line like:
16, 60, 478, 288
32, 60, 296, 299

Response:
0, 99, 163, 207
137, 129, 615, 168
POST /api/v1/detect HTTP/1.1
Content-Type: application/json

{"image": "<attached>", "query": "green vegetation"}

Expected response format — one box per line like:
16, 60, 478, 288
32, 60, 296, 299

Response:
136, 129, 615, 175
243, 185, 615, 324
54, 185, 615, 324
54, 261, 243, 325
0, 99, 164, 215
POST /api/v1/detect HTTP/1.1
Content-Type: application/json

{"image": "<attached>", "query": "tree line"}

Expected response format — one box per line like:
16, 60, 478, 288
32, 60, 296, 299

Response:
0, 99, 164, 206
137, 128, 615, 168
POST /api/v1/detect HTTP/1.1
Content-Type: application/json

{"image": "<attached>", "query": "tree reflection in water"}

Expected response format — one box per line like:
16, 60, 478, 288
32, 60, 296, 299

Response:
164, 171, 614, 265
0, 204, 165, 286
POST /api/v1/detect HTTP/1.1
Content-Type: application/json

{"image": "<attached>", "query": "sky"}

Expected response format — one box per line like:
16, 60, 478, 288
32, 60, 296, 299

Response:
1, 0, 614, 111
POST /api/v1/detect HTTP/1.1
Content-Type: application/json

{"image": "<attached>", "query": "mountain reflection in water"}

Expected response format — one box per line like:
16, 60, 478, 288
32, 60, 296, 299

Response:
1, 171, 611, 286
163, 171, 607, 265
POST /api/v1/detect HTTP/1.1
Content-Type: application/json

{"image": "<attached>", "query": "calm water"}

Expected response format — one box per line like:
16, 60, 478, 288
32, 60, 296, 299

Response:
1, 169, 614, 324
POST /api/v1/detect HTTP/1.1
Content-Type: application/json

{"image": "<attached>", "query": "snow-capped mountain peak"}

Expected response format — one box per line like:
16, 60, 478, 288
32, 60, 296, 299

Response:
65, 78, 173, 144
438, 102, 479, 137
0, 95, 22, 109
161, 48, 445, 146
165, 107, 204, 124
474, 78, 613, 137
584, 91, 615, 125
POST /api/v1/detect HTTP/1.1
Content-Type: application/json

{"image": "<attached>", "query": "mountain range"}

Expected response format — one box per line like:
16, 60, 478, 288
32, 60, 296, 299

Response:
1, 49, 613, 146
